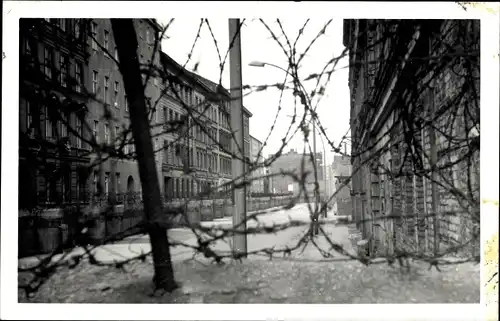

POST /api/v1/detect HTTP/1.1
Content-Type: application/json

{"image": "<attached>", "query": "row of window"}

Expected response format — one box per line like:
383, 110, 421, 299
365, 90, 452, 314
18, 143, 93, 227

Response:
162, 77, 234, 131
164, 80, 216, 122
220, 156, 232, 175
164, 177, 215, 199
219, 131, 232, 153
43, 167, 86, 204
162, 141, 220, 172
43, 18, 84, 41
91, 70, 128, 110
93, 172, 122, 196
90, 19, 154, 58
24, 38, 84, 92
24, 100, 84, 148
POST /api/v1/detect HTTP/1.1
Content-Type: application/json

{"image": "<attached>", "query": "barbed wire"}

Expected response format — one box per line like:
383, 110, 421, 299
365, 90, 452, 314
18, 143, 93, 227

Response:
18, 18, 480, 299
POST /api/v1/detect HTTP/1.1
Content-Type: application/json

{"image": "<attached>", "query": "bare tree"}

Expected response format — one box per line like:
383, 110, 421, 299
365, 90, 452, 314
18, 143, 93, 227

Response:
111, 19, 178, 292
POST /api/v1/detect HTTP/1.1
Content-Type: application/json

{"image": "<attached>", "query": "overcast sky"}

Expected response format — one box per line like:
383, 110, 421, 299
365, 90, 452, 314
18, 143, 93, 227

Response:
157, 18, 351, 165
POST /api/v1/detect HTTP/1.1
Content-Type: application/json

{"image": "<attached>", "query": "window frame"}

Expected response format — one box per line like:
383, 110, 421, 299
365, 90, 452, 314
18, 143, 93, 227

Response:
103, 30, 110, 56
114, 81, 119, 107
43, 46, 54, 80
93, 120, 99, 143
91, 22, 98, 51
59, 53, 69, 88
104, 123, 110, 145
76, 116, 83, 149
92, 70, 99, 94
75, 63, 83, 93
104, 76, 110, 104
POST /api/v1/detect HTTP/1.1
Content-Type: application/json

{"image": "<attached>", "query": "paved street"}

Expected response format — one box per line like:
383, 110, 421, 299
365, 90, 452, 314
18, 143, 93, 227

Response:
96, 203, 351, 263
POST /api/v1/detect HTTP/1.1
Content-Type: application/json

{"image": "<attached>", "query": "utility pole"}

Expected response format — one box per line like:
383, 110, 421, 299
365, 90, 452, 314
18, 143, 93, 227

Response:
429, 87, 439, 256
229, 18, 247, 258
312, 121, 321, 235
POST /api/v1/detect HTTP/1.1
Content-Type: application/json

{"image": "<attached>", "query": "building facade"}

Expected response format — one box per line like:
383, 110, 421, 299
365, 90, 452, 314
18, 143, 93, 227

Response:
19, 18, 255, 213
249, 135, 265, 194
343, 19, 480, 256
19, 18, 92, 210
155, 53, 254, 200
157, 52, 230, 199
86, 19, 162, 203
268, 149, 323, 197
331, 156, 352, 216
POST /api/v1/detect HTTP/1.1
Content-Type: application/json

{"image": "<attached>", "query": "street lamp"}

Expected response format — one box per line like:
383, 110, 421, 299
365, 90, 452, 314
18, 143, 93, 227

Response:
248, 61, 290, 74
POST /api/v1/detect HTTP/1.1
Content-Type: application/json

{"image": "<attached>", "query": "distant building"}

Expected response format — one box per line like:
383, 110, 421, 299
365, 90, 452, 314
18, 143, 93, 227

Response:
268, 149, 323, 196
249, 135, 265, 193
182, 71, 252, 195
331, 156, 352, 216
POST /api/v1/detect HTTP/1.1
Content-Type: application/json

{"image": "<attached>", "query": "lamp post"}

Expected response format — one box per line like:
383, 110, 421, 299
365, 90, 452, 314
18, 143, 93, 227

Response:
284, 114, 328, 207
249, 60, 321, 214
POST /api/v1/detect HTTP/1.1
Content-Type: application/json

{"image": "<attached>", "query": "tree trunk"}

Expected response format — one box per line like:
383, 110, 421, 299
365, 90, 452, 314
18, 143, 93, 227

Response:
111, 19, 178, 292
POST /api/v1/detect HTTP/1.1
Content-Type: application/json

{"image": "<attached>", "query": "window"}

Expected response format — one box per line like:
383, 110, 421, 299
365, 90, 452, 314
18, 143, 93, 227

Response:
124, 137, 129, 156
169, 110, 173, 122
92, 71, 98, 94
104, 76, 109, 104
75, 63, 83, 93
93, 172, 98, 195
163, 140, 169, 164
93, 120, 99, 143
115, 173, 121, 194
104, 30, 109, 56
129, 140, 135, 154
125, 94, 128, 112
44, 106, 52, 139
26, 100, 34, 134
74, 19, 81, 39
104, 123, 110, 145
59, 19, 66, 32
115, 126, 120, 148
59, 54, 69, 87
114, 46, 119, 61
76, 117, 83, 148
43, 47, 54, 80
91, 22, 98, 51
104, 173, 109, 194
61, 112, 68, 137
24, 37, 37, 69
154, 138, 159, 162
114, 81, 119, 107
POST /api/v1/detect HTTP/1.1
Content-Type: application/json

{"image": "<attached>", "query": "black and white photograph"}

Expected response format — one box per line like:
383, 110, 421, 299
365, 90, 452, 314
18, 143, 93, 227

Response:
2, 1, 498, 320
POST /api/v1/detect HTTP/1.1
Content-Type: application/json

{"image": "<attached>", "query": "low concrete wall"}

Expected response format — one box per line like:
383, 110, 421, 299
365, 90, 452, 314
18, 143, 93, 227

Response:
18, 195, 295, 257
